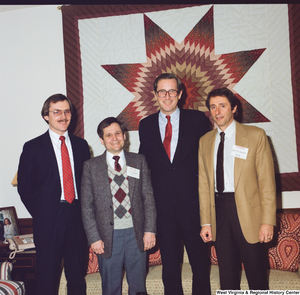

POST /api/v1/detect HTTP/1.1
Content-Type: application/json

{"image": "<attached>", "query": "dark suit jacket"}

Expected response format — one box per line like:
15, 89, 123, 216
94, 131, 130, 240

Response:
139, 109, 211, 223
17, 131, 90, 247
81, 151, 156, 259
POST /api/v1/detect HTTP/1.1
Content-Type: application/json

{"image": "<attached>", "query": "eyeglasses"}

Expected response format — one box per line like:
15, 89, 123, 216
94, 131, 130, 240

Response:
156, 89, 179, 98
49, 110, 71, 117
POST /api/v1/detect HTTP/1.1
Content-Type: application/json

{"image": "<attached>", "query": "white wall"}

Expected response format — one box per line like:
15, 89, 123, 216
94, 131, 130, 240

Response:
0, 5, 66, 217
0, 5, 299, 219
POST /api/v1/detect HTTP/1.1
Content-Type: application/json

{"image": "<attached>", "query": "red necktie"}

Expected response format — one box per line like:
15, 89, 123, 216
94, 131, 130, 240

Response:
163, 115, 172, 159
113, 156, 121, 172
216, 132, 225, 193
60, 136, 75, 203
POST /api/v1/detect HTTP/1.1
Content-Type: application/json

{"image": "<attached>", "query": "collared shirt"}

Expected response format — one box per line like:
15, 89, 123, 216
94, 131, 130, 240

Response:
49, 129, 78, 200
106, 150, 126, 171
158, 107, 180, 162
213, 120, 236, 192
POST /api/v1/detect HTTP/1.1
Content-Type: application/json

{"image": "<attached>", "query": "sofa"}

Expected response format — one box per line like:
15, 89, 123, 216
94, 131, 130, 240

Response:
59, 212, 300, 294
0, 261, 25, 295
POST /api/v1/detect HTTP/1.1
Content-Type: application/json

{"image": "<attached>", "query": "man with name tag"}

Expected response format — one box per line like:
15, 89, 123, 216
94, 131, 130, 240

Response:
199, 88, 276, 290
81, 117, 156, 295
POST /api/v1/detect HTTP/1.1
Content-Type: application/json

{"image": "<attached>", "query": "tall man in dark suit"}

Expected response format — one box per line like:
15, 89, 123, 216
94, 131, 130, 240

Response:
199, 88, 276, 289
18, 94, 90, 295
139, 73, 211, 295
81, 117, 156, 295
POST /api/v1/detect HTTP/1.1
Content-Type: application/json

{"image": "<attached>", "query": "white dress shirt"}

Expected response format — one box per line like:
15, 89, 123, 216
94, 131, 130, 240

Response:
106, 150, 126, 170
49, 129, 78, 200
159, 107, 180, 162
213, 120, 236, 192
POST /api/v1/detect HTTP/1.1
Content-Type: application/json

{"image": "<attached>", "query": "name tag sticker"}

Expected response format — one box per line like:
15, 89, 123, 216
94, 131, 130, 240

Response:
231, 145, 249, 160
127, 166, 140, 179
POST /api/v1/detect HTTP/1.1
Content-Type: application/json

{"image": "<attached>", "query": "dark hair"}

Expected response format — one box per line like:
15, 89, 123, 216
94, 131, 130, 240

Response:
97, 117, 126, 139
206, 88, 239, 118
4, 218, 11, 225
153, 73, 183, 93
41, 94, 73, 123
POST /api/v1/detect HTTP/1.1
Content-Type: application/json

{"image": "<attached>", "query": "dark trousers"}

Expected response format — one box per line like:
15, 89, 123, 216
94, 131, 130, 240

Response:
35, 201, 88, 295
157, 214, 211, 295
215, 193, 269, 290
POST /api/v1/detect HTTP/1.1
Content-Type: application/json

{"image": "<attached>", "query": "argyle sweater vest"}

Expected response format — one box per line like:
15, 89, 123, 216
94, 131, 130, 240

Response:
107, 163, 133, 229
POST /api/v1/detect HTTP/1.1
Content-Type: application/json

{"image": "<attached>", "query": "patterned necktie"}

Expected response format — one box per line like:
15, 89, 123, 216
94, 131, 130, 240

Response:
216, 132, 225, 193
60, 136, 75, 203
113, 156, 121, 172
163, 115, 172, 159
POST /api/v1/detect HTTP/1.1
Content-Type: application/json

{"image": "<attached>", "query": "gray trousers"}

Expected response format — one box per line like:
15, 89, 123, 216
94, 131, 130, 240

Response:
97, 227, 147, 295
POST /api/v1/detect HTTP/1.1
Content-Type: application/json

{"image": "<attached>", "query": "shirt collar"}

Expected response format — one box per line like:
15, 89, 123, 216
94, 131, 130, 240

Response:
159, 107, 180, 122
217, 119, 236, 139
49, 128, 69, 143
106, 149, 125, 162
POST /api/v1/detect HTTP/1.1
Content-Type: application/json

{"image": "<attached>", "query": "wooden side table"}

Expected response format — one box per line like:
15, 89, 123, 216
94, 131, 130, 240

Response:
0, 249, 36, 295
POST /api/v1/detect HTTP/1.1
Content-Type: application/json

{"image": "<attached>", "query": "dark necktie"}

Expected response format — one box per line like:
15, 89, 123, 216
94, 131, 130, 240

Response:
216, 132, 225, 193
60, 136, 75, 203
163, 115, 172, 159
113, 156, 121, 172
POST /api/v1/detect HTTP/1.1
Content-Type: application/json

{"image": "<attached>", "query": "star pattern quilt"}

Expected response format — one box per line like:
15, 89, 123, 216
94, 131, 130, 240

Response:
61, 4, 300, 192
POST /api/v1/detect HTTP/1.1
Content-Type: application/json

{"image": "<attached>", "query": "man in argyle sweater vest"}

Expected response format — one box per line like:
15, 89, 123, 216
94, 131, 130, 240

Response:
81, 117, 156, 295
108, 161, 133, 228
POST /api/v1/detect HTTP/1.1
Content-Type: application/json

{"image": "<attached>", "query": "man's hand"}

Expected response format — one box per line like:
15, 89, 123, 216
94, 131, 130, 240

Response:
259, 224, 274, 243
91, 240, 105, 254
143, 232, 156, 251
200, 225, 212, 243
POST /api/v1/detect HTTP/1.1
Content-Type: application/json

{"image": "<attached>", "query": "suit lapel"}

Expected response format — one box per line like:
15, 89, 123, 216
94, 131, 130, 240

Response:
98, 152, 113, 200
152, 112, 172, 163
206, 130, 217, 189
124, 151, 136, 201
69, 135, 80, 185
42, 131, 60, 178
172, 110, 185, 165
41, 131, 62, 198
234, 122, 249, 190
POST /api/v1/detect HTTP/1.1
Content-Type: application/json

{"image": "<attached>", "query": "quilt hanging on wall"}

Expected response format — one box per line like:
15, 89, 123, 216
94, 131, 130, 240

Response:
61, 4, 300, 192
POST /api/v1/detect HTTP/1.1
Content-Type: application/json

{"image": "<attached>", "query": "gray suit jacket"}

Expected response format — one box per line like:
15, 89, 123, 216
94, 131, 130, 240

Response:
81, 150, 156, 258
